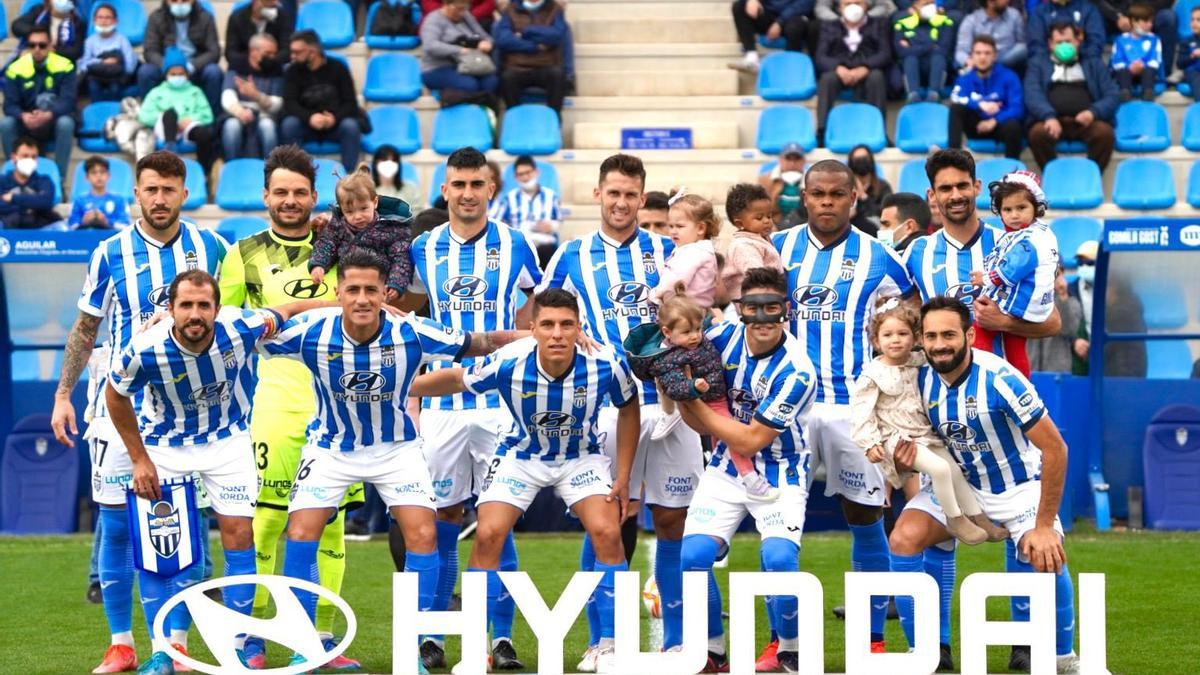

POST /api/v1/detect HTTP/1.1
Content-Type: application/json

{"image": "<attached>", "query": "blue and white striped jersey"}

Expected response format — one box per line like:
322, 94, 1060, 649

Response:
109, 307, 280, 447
706, 322, 818, 488
773, 226, 914, 405
409, 220, 542, 411
982, 221, 1059, 323
492, 186, 562, 236
919, 349, 1046, 494
537, 229, 674, 405
261, 309, 469, 451
903, 224, 1003, 313
462, 337, 638, 463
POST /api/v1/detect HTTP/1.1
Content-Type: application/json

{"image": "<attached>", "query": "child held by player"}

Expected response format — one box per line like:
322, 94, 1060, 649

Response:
971, 170, 1061, 377
722, 183, 784, 310
850, 299, 1008, 544
310, 164, 414, 303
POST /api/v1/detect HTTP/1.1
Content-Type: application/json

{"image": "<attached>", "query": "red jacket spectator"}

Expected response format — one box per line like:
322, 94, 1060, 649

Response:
421, 0, 496, 31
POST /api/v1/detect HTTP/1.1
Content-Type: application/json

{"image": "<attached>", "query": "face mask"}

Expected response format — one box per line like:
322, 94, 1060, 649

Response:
1053, 41, 1077, 63
375, 160, 399, 180
877, 228, 895, 248
96, 23, 116, 34
259, 6, 278, 20
842, 3, 865, 23
52, 0, 74, 13
918, 3, 937, 20
519, 178, 539, 192
1077, 263, 1095, 284
780, 171, 803, 185
848, 155, 874, 176
14, 158, 38, 177
738, 293, 789, 325
522, 0, 545, 9
169, 2, 192, 19
167, 74, 188, 88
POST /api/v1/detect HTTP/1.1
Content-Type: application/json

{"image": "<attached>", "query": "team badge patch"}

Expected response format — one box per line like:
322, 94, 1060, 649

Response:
382, 345, 395, 367
573, 386, 587, 408
642, 251, 656, 275
965, 395, 978, 420
127, 477, 202, 575
222, 349, 237, 370
839, 258, 856, 282
185, 250, 199, 270
486, 247, 501, 271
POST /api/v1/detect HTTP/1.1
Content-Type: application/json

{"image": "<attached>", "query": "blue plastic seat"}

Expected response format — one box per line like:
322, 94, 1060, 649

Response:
363, 106, 421, 155
314, 159, 344, 211
499, 104, 562, 156
101, 0, 147, 46
70, 157, 134, 202
78, 102, 124, 152
11, 351, 42, 381
18, 0, 40, 15
1049, 216, 1102, 267
1182, 104, 1200, 151
974, 157, 1024, 209
1178, 0, 1200, 39
0, 3, 6, 40
217, 216, 268, 242
1133, 277, 1188, 329
1114, 101, 1171, 152
502, 160, 561, 194
427, 163, 446, 206
825, 103, 886, 153
363, 53, 422, 102
216, 159, 266, 211
1146, 341, 1194, 379
1113, 158, 1175, 210
3, 158, 62, 200
756, 52, 816, 101
758, 34, 787, 49
1188, 161, 1200, 208
966, 137, 1025, 154
1, 414, 79, 533
297, 0, 355, 48
898, 159, 930, 195
1056, 140, 1087, 153
895, 102, 949, 154
432, 105, 494, 154
182, 159, 207, 211
756, 105, 816, 155
364, 0, 421, 49
1043, 157, 1103, 210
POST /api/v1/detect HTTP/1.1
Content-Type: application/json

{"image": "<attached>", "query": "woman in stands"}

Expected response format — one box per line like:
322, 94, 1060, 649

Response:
372, 144, 424, 215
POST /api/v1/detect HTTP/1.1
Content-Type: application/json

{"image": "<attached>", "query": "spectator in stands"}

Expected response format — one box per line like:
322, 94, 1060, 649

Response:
1103, 276, 1147, 377
485, 158, 504, 219
11, 0, 86, 62
280, 30, 366, 171
1111, 3, 1162, 101
0, 137, 60, 229
1028, 265, 1086, 373
954, 0, 1026, 71
949, 35, 1025, 159
1069, 239, 1097, 338
815, 0, 892, 143
638, 190, 671, 236
140, 0, 224, 115
368, 0, 419, 43
757, 141, 807, 229
422, 0, 497, 33
848, 144, 889, 235
224, 0, 292, 76
1, 27, 75, 185
139, 46, 217, 178
1025, 22, 1118, 171
372, 144, 423, 214
814, 0, 895, 23
727, 0, 813, 73
78, 3, 138, 102
1028, 0, 1106, 59
1096, 0, 1177, 80
1178, 6, 1200, 99
220, 33, 284, 160
420, 0, 499, 107
894, 0, 955, 102
494, 155, 561, 267
877, 191, 929, 252
67, 155, 131, 230
494, 0, 569, 114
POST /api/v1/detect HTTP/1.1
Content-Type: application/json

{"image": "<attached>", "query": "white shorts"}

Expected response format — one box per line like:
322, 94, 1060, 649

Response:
477, 452, 614, 512
85, 416, 134, 505
972, 480, 1065, 563
683, 466, 809, 554
289, 439, 436, 512
147, 432, 259, 518
420, 407, 513, 508
598, 404, 703, 509
807, 402, 885, 506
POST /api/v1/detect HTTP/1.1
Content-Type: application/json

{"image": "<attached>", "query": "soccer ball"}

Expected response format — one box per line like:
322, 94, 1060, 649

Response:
642, 575, 662, 619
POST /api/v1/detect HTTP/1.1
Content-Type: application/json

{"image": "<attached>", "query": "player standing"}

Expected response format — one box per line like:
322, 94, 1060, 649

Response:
50, 152, 227, 674
400, 147, 542, 671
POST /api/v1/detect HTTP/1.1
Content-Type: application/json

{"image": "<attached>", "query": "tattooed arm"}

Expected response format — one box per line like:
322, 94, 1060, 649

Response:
462, 329, 529, 358
51, 312, 103, 447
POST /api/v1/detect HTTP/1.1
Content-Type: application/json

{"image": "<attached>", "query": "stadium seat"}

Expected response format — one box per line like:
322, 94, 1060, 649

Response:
1188, 162, 1200, 208
432, 105, 494, 154
756, 105, 817, 155
363, 106, 421, 155
1043, 157, 1103, 210
1134, 277, 1188, 329
70, 157, 134, 202
824, 103, 886, 153
895, 103, 949, 154
0, 3, 6, 40
1113, 158, 1175, 210
758, 34, 786, 49
364, 1, 421, 49
1114, 101, 1171, 153
500, 104, 561, 156
314, 159, 344, 211
5, 271, 49, 335
1142, 404, 1200, 529
1178, 0, 1200, 39
756, 52, 817, 101
427, 163, 446, 206
974, 157, 1024, 209
363, 53, 422, 102
10, 351, 42, 381
296, 0, 355, 48
1049, 216, 1102, 267
103, 0, 147, 46
182, 159, 207, 211
1056, 140, 1087, 153
17, 0, 40, 15
966, 137, 1025, 154
216, 159, 266, 211
78, 102, 122, 153
2, 158, 62, 201
1145, 341, 1195, 379
217, 216, 268, 242
0, 414, 79, 534
502, 160, 561, 194
1182, 104, 1200, 152
898, 159, 930, 195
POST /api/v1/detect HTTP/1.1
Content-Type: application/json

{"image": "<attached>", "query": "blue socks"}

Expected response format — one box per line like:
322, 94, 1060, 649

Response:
656, 538, 684, 649
1008, 551, 1076, 656
494, 532, 519, 640
282, 539, 320, 623
681, 534, 724, 641
405, 550, 440, 613
433, 521, 461, 614
593, 561, 628, 641
98, 506, 134, 636
760, 538, 800, 642
924, 545, 956, 646
849, 519, 891, 643
138, 570, 172, 642
223, 547, 257, 617
581, 535, 601, 647
1006, 539, 1031, 622
472, 567, 500, 637
890, 552, 924, 649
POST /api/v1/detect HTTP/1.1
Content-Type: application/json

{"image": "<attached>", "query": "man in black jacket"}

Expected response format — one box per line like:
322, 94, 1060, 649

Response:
814, 0, 892, 140
279, 30, 366, 171
138, 0, 224, 114
11, 0, 87, 62
224, 0, 294, 76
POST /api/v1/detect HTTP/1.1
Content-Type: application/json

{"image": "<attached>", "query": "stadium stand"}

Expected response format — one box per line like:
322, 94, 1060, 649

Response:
183, 158, 209, 211
1043, 158, 1105, 210
0, 414, 78, 534
897, 159, 930, 195
217, 215, 268, 241
314, 157, 343, 210
77, 102, 122, 154
1050, 216, 1103, 268
70, 158, 134, 202
216, 159, 267, 211
499, 104, 562, 156
1188, 162, 1200, 208
756, 105, 817, 155
1114, 102, 1172, 153
975, 157, 1025, 209
502, 160, 560, 195
296, 0, 356, 49
1113, 158, 1176, 210
2, 158, 63, 202
895, 103, 950, 155
363, 0, 421, 50
756, 51, 816, 102
362, 106, 422, 155
1184, 104, 1200, 151
432, 104, 494, 154
363, 53, 423, 103
824, 103, 887, 153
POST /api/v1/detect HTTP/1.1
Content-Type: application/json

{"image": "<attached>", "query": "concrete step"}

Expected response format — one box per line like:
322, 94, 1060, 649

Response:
573, 42, 743, 72
573, 16, 736, 44
565, 1, 730, 20
575, 69, 739, 96
573, 121, 740, 150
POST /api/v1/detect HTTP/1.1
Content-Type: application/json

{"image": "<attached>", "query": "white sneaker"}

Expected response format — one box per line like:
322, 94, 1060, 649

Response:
1056, 652, 1080, 674
728, 52, 760, 73
740, 471, 780, 503
713, 555, 729, 568
650, 409, 681, 441
1168, 69, 1185, 84
594, 645, 617, 673
576, 645, 598, 673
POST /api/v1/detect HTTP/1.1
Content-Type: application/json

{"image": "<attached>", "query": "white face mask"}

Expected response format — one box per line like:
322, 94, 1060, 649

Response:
375, 160, 399, 180
877, 228, 896, 248
52, 0, 74, 13
167, 74, 188, 88
780, 171, 803, 186
918, 3, 938, 20
519, 178, 539, 192
96, 23, 116, 34
169, 2, 192, 19
1077, 264, 1095, 284
15, 157, 38, 177
842, 4, 865, 23
259, 6, 278, 21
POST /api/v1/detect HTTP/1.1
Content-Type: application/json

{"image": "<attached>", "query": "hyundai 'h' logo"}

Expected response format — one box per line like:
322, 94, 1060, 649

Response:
792, 284, 838, 307
606, 281, 650, 306
945, 283, 981, 305
338, 371, 386, 392
531, 411, 575, 428
443, 275, 489, 298
939, 421, 977, 441
284, 278, 328, 299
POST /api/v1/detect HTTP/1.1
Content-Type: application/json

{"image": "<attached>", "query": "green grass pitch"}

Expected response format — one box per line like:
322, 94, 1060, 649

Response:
2, 528, 1198, 673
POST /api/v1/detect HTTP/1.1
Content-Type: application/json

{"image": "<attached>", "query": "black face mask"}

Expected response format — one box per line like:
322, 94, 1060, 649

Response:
848, 156, 874, 177
258, 56, 283, 74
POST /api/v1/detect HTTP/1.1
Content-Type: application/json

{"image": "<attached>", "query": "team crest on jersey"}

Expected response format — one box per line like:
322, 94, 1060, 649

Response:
573, 386, 588, 408
965, 396, 978, 420
184, 250, 199, 270
222, 349, 237, 370
641, 251, 657, 275
381, 345, 395, 367
839, 258, 856, 282
486, 247, 501, 271
148, 500, 183, 558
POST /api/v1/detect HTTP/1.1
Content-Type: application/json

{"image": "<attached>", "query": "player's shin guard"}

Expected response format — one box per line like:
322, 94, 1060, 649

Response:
282, 539, 320, 624
315, 514, 347, 636
890, 552, 924, 648
475, 568, 501, 638
924, 545, 956, 646
849, 519, 891, 642
98, 506, 135, 640
581, 534, 601, 646
760, 538, 800, 648
222, 548, 257, 616
655, 538, 684, 649
251, 506, 289, 618
760, 549, 777, 642
139, 571, 174, 651
681, 534, 724, 642
406, 550, 440, 612
593, 561, 627, 641
494, 532, 518, 640
168, 558, 205, 639
1055, 565, 1075, 657
1007, 539, 1031, 622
